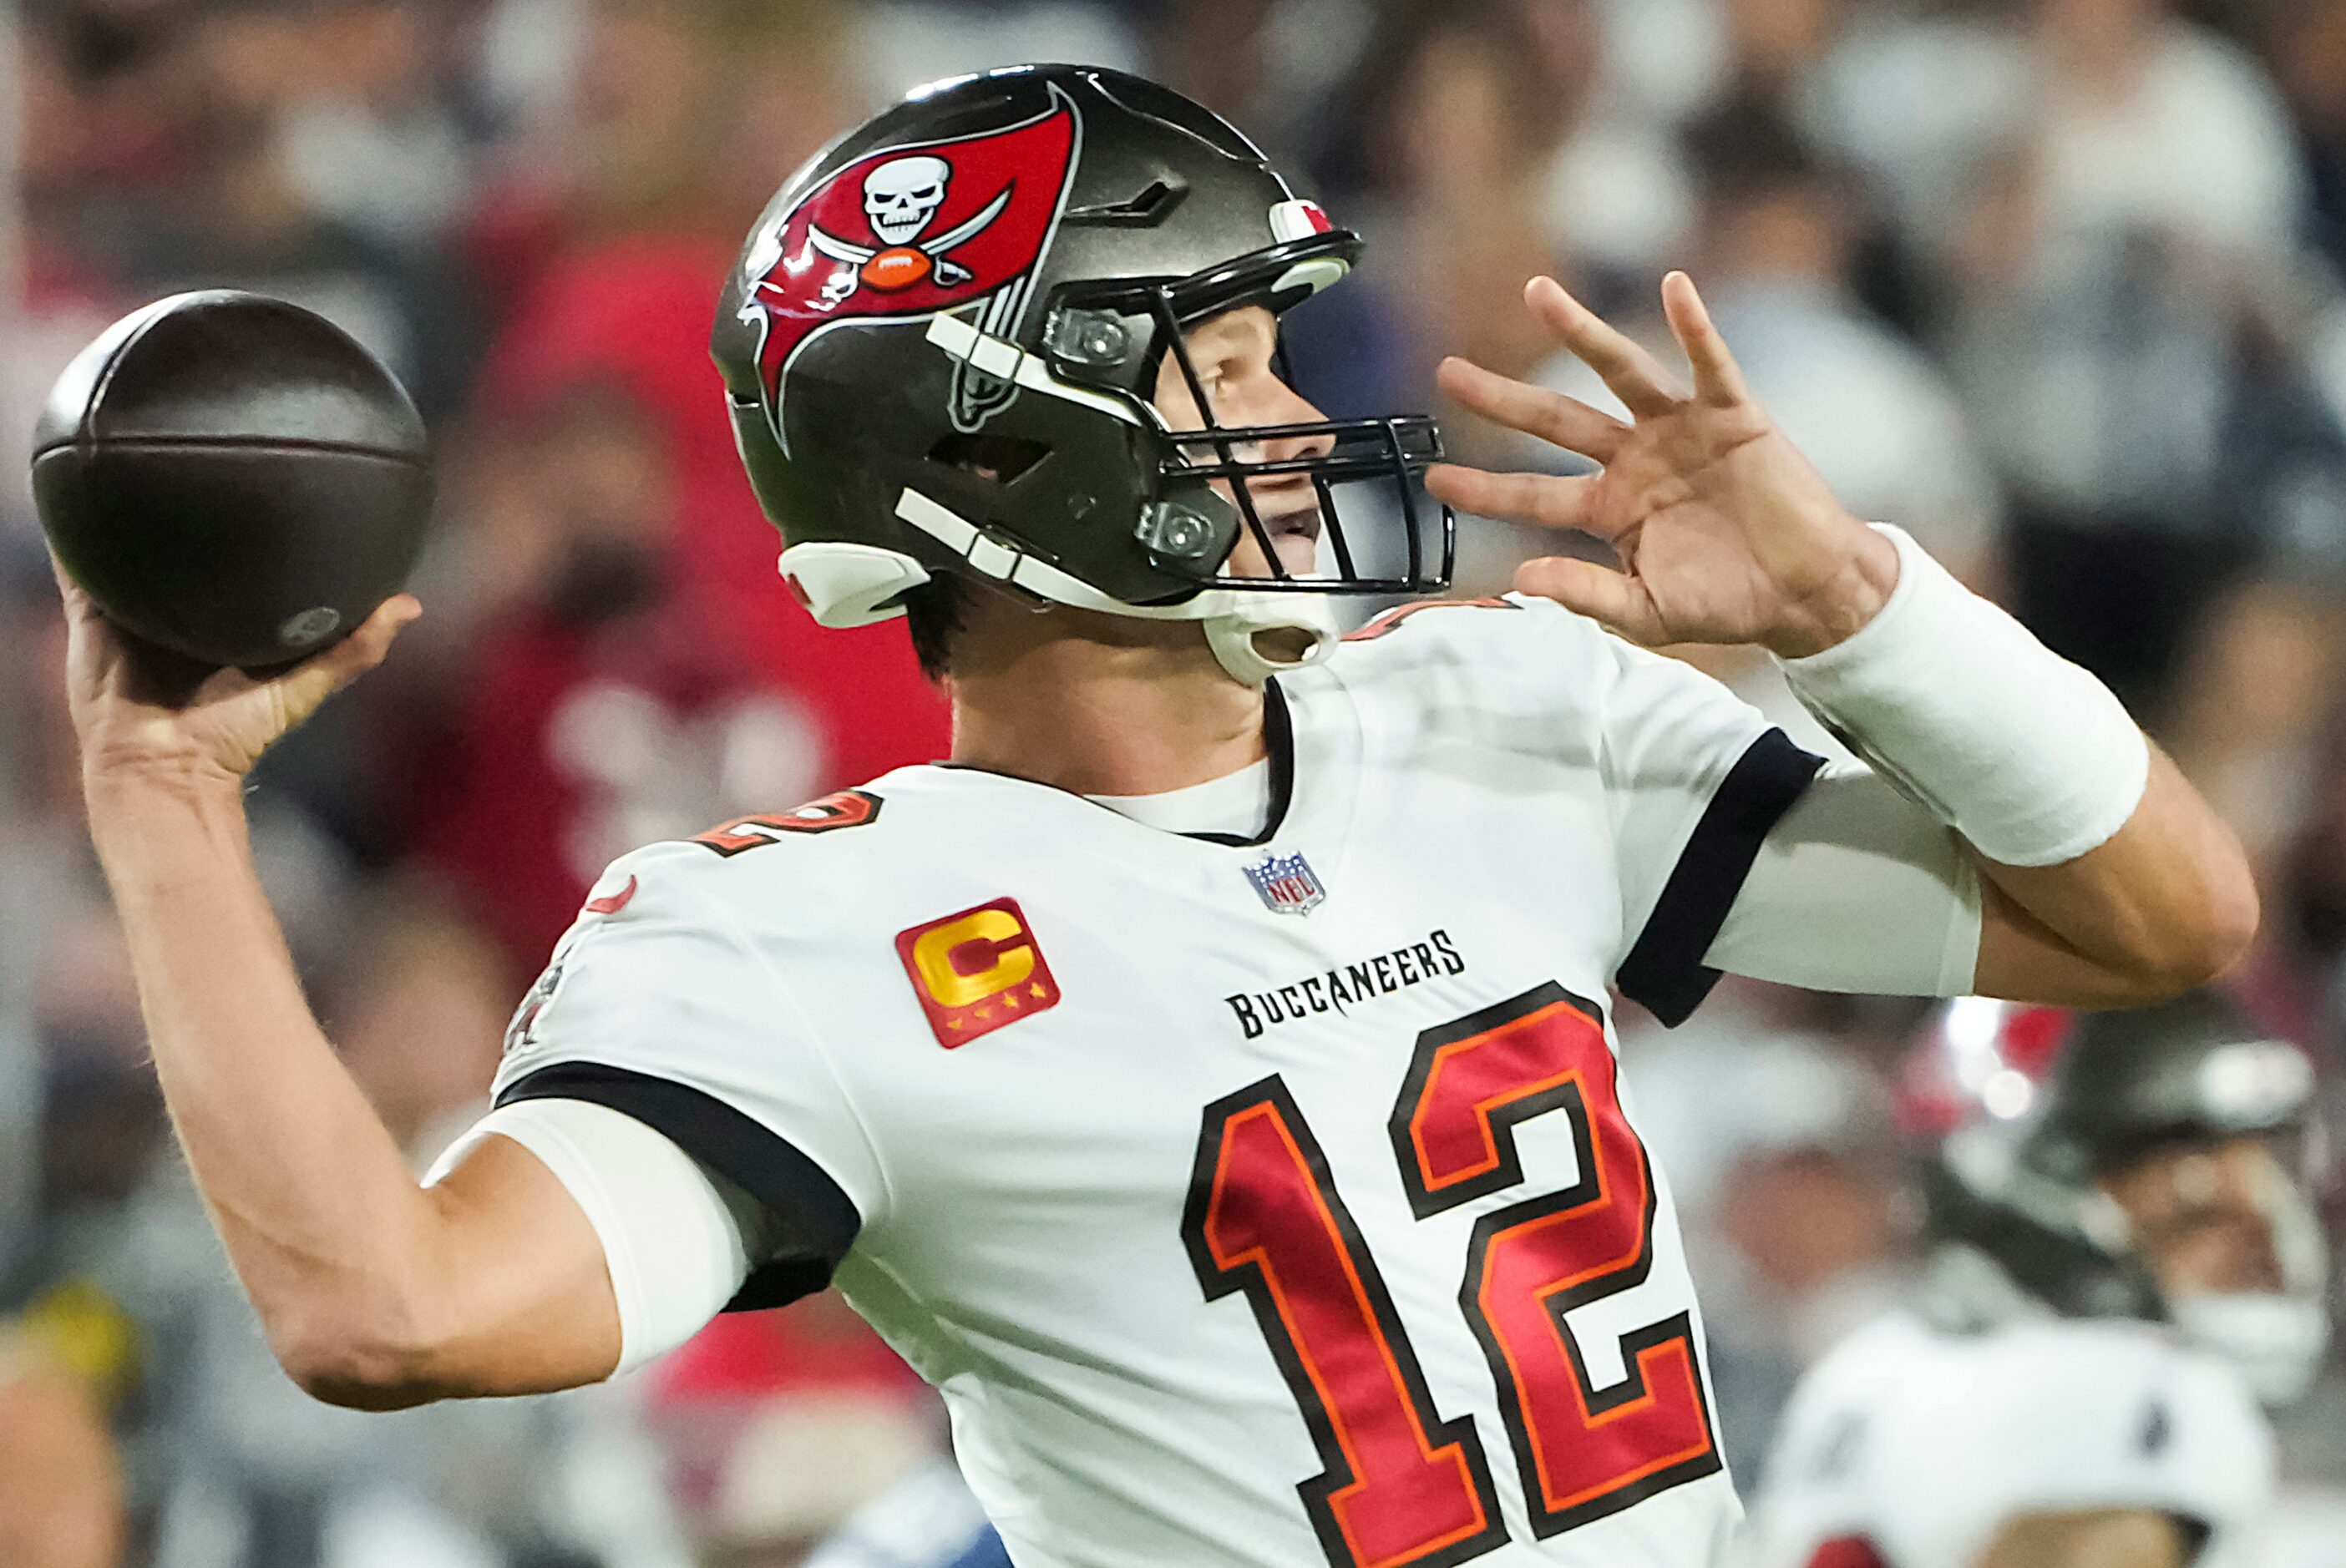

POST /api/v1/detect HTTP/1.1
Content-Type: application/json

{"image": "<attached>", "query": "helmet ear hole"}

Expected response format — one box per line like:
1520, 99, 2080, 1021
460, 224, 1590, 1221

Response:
928, 432, 1051, 485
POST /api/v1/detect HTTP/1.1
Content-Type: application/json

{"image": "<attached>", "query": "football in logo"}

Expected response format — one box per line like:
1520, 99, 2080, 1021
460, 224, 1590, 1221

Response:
734, 91, 1080, 440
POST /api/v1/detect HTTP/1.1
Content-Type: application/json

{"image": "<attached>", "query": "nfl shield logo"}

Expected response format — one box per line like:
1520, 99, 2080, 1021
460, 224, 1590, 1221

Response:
1244, 851, 1326, 916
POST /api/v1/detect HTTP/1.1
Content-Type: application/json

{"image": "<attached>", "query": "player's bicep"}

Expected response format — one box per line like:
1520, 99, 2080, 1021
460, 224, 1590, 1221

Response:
401, 1130, 622, 1397
423, 1097, 765, 1394
1704, 763, 1982, 997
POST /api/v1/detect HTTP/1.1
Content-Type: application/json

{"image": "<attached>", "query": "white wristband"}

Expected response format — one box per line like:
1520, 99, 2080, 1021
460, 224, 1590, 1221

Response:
1775, 525, 2150, 867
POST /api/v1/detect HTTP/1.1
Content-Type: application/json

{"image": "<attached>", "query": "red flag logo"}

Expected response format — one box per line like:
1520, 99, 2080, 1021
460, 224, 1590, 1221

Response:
736, 92, 1080, 431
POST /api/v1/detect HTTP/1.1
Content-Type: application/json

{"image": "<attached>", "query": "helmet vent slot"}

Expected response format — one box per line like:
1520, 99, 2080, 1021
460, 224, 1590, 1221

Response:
1065, 180, 1187, 227
929, 432, 1051, 486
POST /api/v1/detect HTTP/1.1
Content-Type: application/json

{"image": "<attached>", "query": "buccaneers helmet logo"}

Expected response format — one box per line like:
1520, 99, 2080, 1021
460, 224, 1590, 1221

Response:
738, 90, 1080, 442
808, 156, 1011, 292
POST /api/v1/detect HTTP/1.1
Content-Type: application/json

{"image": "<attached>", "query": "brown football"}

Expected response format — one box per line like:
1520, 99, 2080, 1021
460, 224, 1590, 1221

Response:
32, 291, 433, 671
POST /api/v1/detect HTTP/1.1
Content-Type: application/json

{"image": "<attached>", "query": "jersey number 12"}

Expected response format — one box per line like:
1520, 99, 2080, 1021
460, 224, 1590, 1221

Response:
1183, 982, 1720, 1568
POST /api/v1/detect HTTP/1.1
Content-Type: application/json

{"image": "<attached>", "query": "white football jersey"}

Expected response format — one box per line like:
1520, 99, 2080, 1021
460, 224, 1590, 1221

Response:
1744, 1311, 2275, 1568
495, 596, 1826, 1568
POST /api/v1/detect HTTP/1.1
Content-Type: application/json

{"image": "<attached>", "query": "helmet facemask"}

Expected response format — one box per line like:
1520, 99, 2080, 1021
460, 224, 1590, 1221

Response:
907, 228, 1452, 683
1034, 229, 1452, 602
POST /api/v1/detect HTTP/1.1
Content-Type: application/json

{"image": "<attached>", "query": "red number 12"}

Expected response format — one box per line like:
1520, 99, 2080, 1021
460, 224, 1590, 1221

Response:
1184, 983, 1720, 1568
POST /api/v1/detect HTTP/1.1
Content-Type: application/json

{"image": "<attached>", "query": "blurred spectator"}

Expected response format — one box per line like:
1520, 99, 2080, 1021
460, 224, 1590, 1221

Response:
277, 0, 474, 247
449, 0, 950, 898
2029, 0, 2308, 258
0, 1330, 126, 1568
460, 240, 949, 791
1624, 996, 1910, 1477
1301, 0, 1581, 594
408, 377, 904, 974
1538, 97, 2002, 579
2268, 0, 2346, 276
1944, 0, 2323, 714
79, 1, 476, 419
1532, 0, 1698, 291
649, 1299, 935, 1565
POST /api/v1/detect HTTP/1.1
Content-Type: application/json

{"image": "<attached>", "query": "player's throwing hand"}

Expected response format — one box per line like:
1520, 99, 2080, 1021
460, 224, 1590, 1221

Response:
1426, 272, 1900, 659
55, 557, 419, 790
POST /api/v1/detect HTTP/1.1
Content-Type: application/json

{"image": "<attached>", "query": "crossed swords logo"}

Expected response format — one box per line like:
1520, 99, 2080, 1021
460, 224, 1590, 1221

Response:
796, 154, 1012, 309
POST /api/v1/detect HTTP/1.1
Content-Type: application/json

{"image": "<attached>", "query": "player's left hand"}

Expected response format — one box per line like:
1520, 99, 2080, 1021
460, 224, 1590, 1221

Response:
1426, 272, 1900, 658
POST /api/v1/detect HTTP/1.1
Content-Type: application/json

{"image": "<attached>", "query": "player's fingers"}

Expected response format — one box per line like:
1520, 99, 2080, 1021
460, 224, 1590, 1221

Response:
1523, 276, 1682, 420
1435, 357, 1625, 462
1424, 465, 1604, 534
1659, 271, 1751, 408
327, 594, 422, 685
1513, 555, 1667, 644
46, 551, 101, 628
270, 595, 421, 720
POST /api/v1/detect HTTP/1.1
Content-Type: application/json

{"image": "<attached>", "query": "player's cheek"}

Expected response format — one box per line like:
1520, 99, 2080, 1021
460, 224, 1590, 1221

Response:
1221, 523, 1273, 579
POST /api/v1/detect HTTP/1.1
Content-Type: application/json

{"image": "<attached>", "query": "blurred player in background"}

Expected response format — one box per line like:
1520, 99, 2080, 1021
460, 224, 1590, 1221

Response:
57, 63, 2261, 1568
1746, 994, 2330, 1568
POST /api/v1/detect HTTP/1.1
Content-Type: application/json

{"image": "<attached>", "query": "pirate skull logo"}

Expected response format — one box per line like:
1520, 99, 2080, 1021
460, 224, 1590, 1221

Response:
803, 153, 1011, 293
864, 156, 951, 245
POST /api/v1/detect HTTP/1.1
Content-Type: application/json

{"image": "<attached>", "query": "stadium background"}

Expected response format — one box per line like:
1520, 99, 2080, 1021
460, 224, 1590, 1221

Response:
4, 0, 2346, 1561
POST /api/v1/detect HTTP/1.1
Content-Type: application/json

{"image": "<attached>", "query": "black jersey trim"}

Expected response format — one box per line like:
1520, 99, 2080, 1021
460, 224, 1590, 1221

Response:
495, 1062, 862, 1313
1187, 680, 1295, 848
1616, 727, 1824, 1028
930, 680, 1295, 848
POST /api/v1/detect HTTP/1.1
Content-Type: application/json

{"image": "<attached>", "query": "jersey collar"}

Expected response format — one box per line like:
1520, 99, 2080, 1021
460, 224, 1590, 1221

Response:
927, 681, 1298, 847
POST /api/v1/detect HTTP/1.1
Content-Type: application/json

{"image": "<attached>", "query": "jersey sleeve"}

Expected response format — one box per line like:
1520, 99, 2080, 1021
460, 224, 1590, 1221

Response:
491, 840, 884, 1312
1556, 604, 1824, 1024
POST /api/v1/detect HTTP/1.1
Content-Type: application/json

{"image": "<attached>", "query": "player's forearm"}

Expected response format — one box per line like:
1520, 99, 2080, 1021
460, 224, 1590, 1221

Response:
1968, 747, 2258, 1002
84, 768, 453, 1398
1777, 527, 2255, 1003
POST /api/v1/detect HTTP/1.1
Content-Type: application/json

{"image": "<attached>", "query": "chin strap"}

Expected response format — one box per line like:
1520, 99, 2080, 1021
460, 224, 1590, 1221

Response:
842, 489, 1341, 686
1202, 594, 1338, 685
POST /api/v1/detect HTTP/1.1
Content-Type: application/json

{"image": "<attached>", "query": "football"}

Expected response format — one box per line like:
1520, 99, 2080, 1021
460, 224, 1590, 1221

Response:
31, 290, 433, 671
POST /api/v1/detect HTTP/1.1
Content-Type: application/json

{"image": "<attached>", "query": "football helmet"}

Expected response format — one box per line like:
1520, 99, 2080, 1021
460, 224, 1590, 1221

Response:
1901, 994, 2332, 1404
710, 65, 1452, 685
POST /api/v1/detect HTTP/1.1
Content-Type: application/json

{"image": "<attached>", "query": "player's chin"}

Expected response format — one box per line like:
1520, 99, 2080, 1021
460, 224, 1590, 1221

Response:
1272, 530, 1322, 579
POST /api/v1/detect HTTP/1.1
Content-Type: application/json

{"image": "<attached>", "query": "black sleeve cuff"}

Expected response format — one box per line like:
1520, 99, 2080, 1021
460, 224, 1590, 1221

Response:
1616, 727, 1825, 1028
496, 1062, 863, 1313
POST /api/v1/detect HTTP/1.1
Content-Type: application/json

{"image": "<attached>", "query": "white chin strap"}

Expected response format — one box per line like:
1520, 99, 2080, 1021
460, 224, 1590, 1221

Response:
1201, 591, 1340, 686
778, 492, 1337, 687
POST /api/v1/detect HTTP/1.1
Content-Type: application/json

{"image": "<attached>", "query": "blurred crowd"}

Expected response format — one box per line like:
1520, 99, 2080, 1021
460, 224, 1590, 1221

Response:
4, 0, 2346, 1563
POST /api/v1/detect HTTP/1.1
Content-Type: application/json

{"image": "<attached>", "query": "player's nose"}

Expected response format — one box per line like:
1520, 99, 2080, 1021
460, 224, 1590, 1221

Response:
1252, 372, 1335, 464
